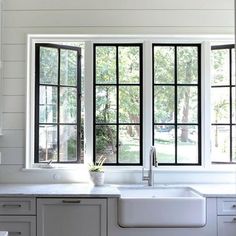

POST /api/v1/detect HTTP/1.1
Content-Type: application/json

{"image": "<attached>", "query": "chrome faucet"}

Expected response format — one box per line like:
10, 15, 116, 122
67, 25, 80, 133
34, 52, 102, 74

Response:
142, 146, 158, 186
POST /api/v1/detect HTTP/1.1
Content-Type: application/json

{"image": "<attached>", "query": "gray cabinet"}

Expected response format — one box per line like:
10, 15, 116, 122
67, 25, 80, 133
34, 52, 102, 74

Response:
37, 198, 107, 236
0, 216, 36, 236
217, 198, 236, 236
0, 198, 36, 236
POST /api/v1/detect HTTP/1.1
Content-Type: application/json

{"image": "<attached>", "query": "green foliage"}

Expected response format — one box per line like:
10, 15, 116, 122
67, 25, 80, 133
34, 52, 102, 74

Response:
40, 47, 58, 84
95, 46, 141, 163
89, 156, 106, 172
96, 125, 116, 153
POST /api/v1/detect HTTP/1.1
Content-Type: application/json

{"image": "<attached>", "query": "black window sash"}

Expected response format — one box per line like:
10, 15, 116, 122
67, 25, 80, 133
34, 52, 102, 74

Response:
152, 44, 202, 166
35, 43, 82, 163
93, 44, 143, 166
211, 44, 236, 164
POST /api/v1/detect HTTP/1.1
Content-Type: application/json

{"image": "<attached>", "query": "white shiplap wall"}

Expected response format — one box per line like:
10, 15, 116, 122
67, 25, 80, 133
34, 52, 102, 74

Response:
0, 0, 234, 183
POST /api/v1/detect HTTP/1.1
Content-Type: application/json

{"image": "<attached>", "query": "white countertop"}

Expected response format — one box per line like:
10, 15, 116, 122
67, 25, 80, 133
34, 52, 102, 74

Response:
0, 232, 8, 236
188, 184, 236, 197
0, 183, 234, 198
0, 184, 120, 197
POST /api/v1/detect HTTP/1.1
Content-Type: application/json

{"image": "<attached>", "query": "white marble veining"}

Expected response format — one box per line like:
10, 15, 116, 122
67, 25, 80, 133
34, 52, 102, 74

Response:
0, 183, 234, 198
0, 184, 120, 197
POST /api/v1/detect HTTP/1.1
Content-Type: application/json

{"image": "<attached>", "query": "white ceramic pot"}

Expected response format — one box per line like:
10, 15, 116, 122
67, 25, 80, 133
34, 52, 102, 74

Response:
89, 171, 105, 186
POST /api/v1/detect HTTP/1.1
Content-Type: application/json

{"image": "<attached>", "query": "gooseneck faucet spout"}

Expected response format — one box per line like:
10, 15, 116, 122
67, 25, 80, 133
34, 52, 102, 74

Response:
142, 146, 158, 186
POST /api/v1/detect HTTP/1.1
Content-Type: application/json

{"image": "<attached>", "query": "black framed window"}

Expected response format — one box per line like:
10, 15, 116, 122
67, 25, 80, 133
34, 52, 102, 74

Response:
94, 44, 143, 165
211, 44, 236, 164
153, 44, 201, 165
35, 43, 82, 163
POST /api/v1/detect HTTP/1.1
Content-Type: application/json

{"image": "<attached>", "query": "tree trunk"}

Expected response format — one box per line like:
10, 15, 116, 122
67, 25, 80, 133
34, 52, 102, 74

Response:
103, 88, 116, 154
180, 61, 191, 142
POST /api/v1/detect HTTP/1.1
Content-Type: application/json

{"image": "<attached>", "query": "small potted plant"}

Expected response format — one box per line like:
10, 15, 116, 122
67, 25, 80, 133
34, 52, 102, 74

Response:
88, 157, 106, 186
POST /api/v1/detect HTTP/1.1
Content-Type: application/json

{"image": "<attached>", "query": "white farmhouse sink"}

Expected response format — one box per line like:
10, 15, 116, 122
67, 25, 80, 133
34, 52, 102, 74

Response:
118, 186, 206, 228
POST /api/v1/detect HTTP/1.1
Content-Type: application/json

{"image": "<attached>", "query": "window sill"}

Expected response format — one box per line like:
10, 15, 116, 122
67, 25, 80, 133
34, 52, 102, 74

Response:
103, 165, 236, 173
22, 163, 236, 174
22, 163, 86, 172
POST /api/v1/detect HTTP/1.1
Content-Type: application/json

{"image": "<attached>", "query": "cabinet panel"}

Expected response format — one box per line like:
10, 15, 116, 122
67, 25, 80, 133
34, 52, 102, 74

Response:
218, 216, 236, 236
37, 198, 107, 236
217, 198, 236, 215
0, 216, 36, 236
0, 198, 36, 215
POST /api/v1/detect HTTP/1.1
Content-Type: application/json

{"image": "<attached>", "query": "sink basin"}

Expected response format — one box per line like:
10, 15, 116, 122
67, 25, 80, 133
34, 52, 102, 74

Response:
118, 186, 206, 228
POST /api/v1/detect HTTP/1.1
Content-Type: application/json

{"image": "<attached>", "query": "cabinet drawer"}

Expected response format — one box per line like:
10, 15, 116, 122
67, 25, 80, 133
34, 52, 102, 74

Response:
0, 198, 36, 215
0, 216, 36, 236
218, 216, 236, 236
217, 198, 236, 215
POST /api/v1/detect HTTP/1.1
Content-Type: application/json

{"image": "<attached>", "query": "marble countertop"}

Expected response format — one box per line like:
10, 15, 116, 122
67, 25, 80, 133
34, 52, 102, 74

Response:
0, 183, 234, 198
0, 184, 120, 197
0, 232, 8, 236
188, 184, 236, 197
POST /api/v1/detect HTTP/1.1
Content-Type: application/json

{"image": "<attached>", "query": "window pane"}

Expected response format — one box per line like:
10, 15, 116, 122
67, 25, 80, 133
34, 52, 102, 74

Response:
96, 46, 116, 84
232, 87, 235, 123
119, 86, 140, 123
60, 87, 77, 123
154, 125, 175, 163
232, 126, 236, 162
39, 86, 57, 123
232, 49, 235, 85
211, 125, 230, 162
177, 86, 198, 123
154, 46, 174, 84
95, 125, 116, 164
59, 125, 77, 162
119, 47, 140, 84
177, 125, 198, 163
211, 87, 230, 123
96, 86, 116, 123
154, 86, 174, 123
177, 47, 198, 84
211, 49, 230, 85
39, 125, 57, 162
119, 125, 140, 163
40, 47, 58, 85
60, 49, 77, 86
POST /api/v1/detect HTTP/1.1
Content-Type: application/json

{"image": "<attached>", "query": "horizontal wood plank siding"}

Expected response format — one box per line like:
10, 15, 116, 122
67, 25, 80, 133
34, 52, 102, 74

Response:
2, 113, 25, 130
3, 10, 234, 28
3, 0, 234, 10
0, 0, 234, 182
0, 130, 24, 148
3, 62, 25, 78
2, 79, 25, 95
2, 27, 234, 45
0, 148, 24, 164
3, 96, 25, 113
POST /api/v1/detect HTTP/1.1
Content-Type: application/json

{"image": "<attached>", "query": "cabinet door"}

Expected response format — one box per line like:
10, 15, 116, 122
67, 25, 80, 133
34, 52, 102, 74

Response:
0, 216, 36, 236
218, 216, 236, 236
37, 198, 107, 236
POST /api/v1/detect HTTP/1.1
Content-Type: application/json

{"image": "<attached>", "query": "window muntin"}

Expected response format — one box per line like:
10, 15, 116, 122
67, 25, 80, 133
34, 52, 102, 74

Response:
35, 43, 82, 163
211, 45, 236, 164
153, 44, 201, 165
94, 44, 143, 165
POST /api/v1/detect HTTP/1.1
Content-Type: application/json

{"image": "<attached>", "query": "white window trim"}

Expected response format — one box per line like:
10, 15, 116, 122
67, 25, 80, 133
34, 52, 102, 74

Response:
25, 34, 235, 172
0, 0, 3, 136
